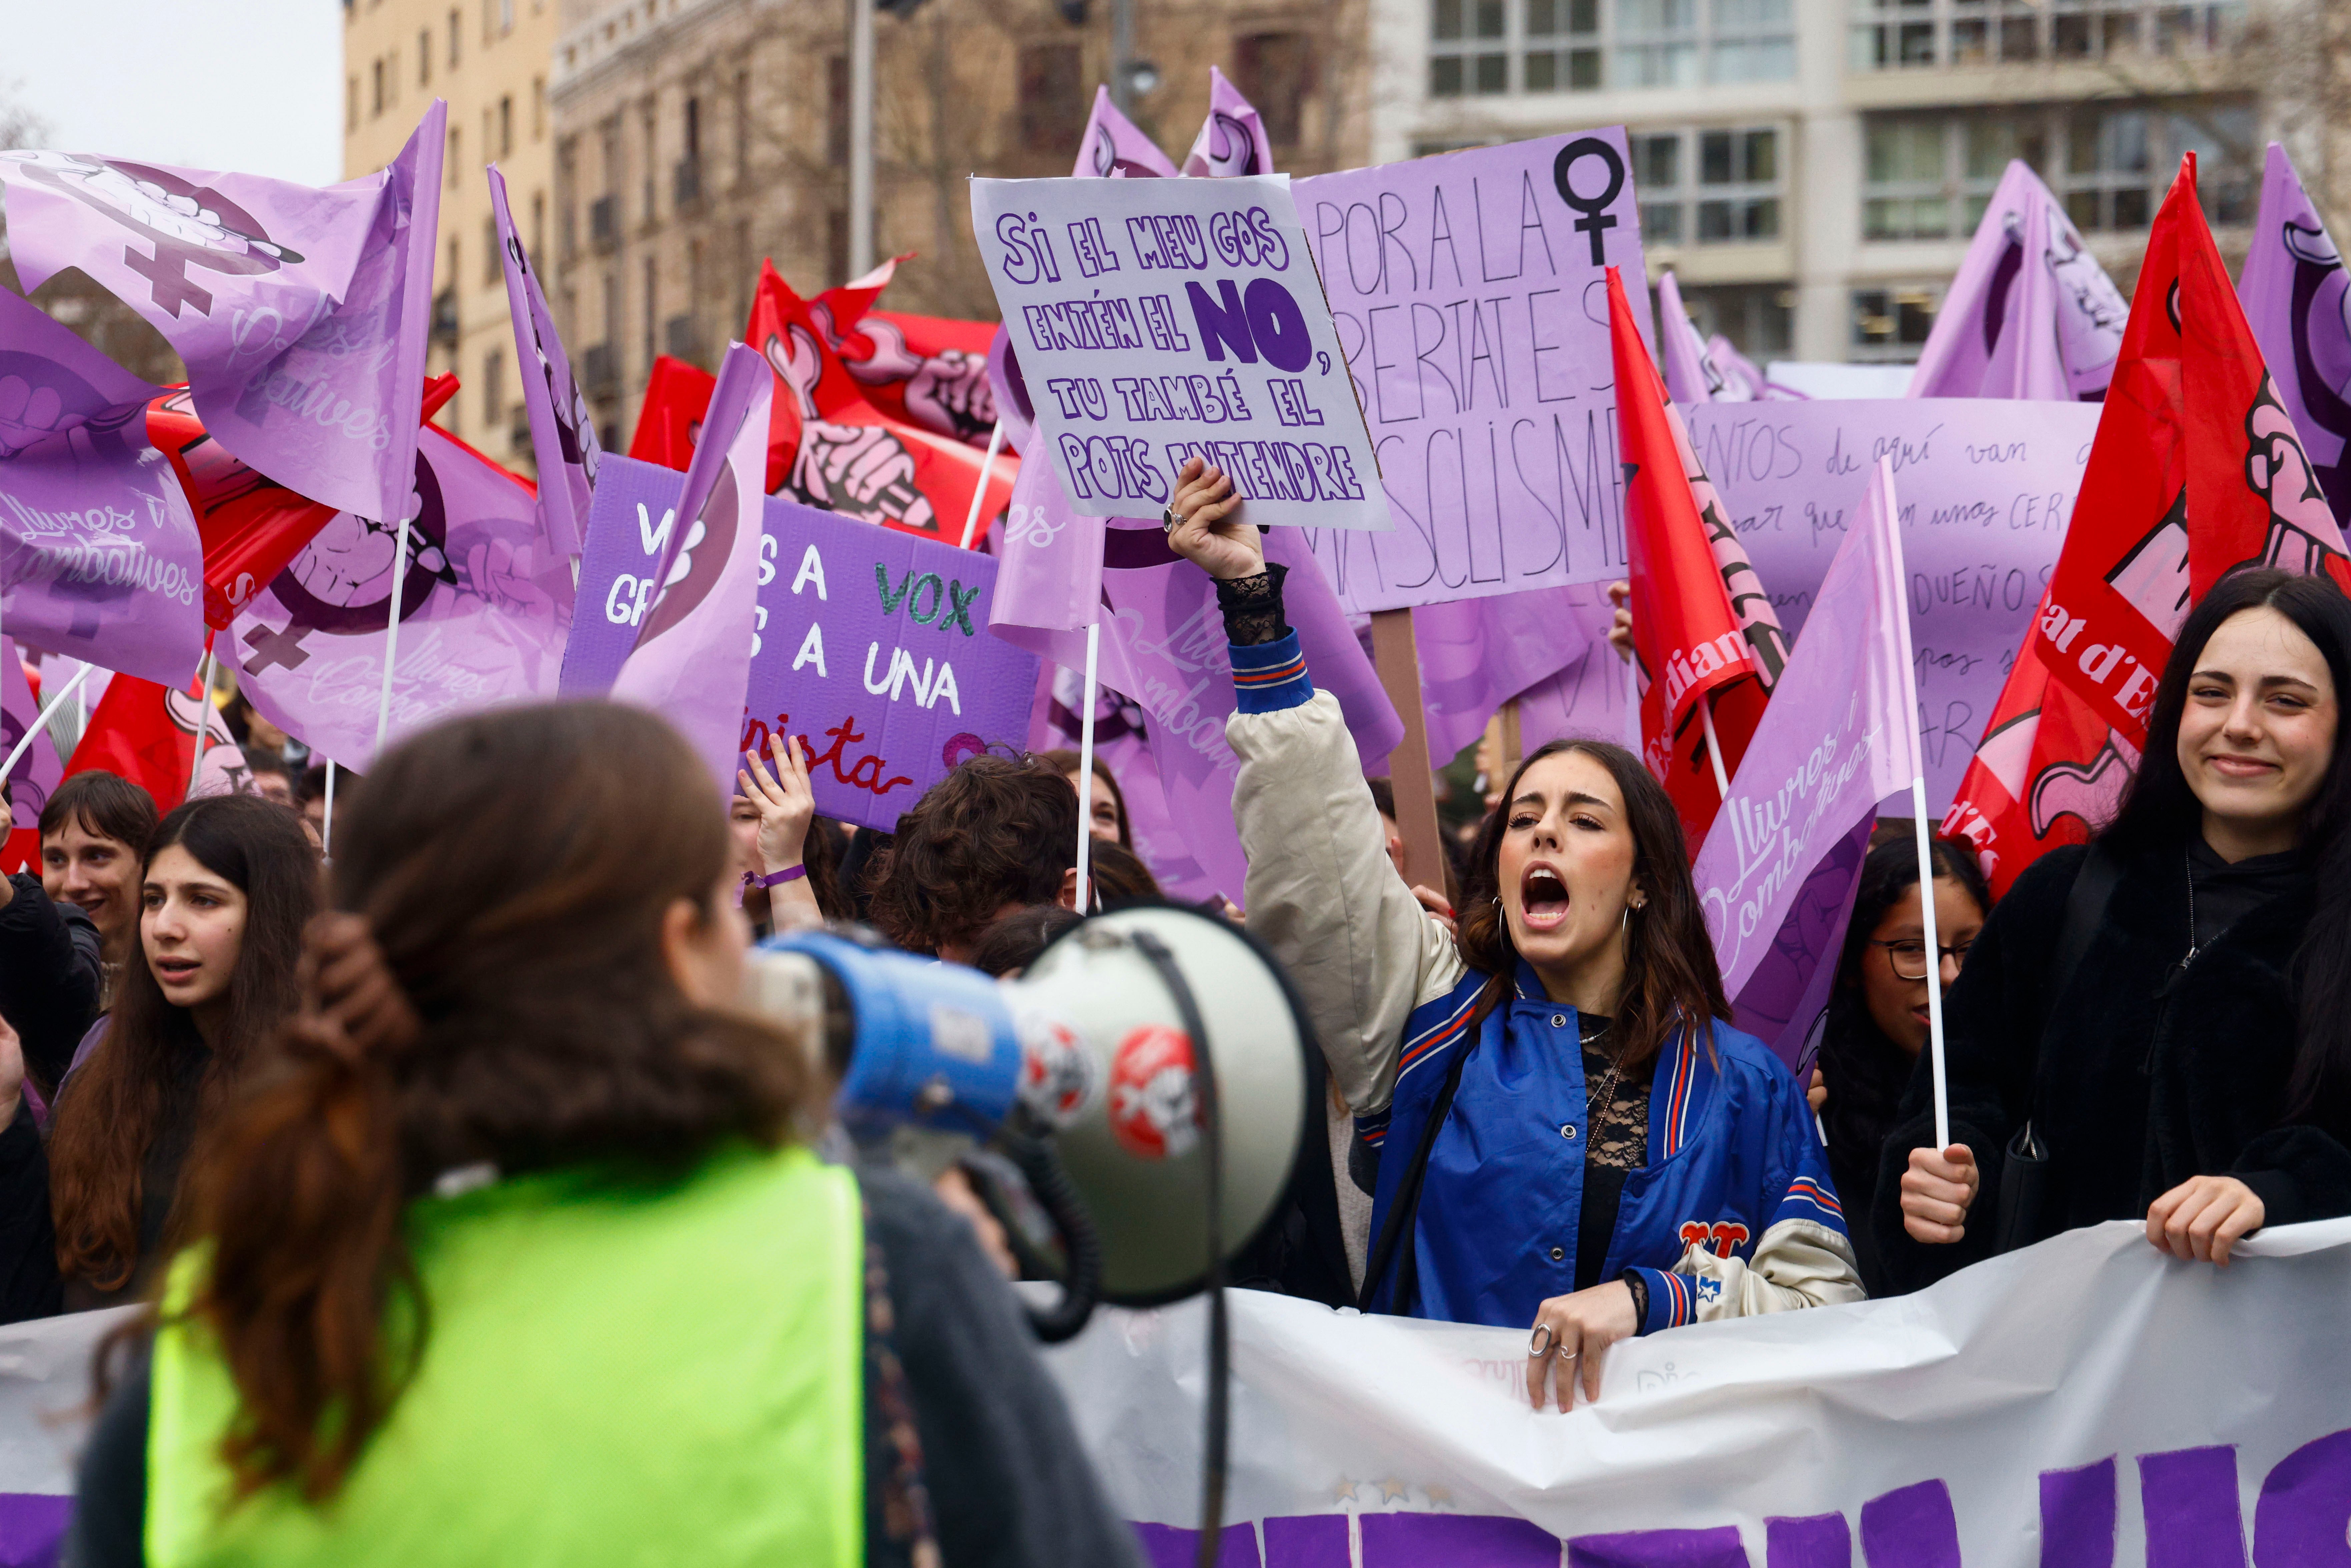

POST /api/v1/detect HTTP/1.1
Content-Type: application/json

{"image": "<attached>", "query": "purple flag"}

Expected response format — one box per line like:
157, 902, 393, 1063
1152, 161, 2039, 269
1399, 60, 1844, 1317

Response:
1075, 86, 1177, 180
1691, 459, 1921, 1064
0, 103, 446, 526
609, 344, 774, 791
1657, 273, 1717, 405
1908, 160, 2125, 403
0, 286, 206, 685
0, 640, 62, 830
1709, 336, 1802, 402
229, 425, 575, 769
743, 494, 1039, 833
1028, 662, 1217, 900
488, 163, 599, 558
1414, 591, 1589, 764
2238, 141, 2351, 529
1182, 67, 1277, 179
1515, 586, 1639, 753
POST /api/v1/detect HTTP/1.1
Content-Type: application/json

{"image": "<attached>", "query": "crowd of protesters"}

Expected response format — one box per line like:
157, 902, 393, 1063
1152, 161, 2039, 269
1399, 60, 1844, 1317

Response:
0, 458, 2323, 1559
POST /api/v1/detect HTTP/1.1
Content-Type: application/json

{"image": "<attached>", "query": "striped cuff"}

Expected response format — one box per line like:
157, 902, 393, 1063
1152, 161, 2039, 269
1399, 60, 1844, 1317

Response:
1230, 631, 1315, 713
1627, 1266, 1695, 1335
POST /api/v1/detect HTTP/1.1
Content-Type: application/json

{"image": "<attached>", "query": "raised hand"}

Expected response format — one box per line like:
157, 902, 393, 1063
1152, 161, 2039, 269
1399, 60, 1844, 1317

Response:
1161, 456, 1263, 582
738, 732, 816, 877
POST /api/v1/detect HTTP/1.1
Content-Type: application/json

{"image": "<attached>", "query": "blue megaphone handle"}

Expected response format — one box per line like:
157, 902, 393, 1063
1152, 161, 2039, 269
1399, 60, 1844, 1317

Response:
760, 931, 1023, 1136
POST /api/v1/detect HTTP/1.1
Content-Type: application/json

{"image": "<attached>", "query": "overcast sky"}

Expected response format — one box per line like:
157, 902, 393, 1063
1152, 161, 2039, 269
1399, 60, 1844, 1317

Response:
5, 0, 342, 185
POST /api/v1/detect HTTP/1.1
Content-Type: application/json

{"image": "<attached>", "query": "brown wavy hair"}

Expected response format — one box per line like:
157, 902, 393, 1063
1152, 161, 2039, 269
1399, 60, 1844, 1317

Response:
1453, 739, 1729, 1074
866, 754, 1079, 953
49, 794, 317, 1294
174, 702, 817, 1503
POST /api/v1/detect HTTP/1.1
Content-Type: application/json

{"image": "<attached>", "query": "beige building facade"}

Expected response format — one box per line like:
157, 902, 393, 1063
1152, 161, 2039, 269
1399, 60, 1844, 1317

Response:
547, 0, 1372, 450
343, 0, 564, 473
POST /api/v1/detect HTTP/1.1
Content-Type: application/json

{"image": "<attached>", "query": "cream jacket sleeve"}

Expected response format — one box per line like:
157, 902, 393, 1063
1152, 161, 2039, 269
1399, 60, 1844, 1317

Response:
1227, 691, 1463, 1117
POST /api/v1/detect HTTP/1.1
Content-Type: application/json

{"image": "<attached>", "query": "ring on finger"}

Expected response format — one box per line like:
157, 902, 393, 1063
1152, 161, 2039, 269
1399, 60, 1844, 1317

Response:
1528, 1324, 1554, 1358
1161, 505, 1182, 533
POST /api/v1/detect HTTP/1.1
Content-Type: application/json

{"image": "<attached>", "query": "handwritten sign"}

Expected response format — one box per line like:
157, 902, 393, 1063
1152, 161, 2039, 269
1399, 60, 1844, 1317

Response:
1291, 130, 1649, 611
744, 496, 1039, 832
968, 175, 1389, 531
1687, 398, 2101, 811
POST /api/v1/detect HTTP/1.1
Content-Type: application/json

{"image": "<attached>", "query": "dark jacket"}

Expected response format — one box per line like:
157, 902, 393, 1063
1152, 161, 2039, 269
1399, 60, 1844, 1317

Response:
1872, 841, 2351, 1292
0, 875, 101, 1098
1814, 993, 1914, 1298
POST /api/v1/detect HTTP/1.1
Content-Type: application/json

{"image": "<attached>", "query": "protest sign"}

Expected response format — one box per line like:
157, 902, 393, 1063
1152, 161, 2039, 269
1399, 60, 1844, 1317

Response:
743, 496, 1038, 833
1039, 1217, 2351, 1568
490, 163, 599, 559
1290, 129, 1649, 611
2238, 142, 2351, 530
968, 174, 1388, 531
1687, 398, 2100, 814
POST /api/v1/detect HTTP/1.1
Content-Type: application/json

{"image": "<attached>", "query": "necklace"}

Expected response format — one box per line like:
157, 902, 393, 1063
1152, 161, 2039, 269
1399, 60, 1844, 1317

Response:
1583, 1020, 1625, 1125
2181, 847, 2201, 972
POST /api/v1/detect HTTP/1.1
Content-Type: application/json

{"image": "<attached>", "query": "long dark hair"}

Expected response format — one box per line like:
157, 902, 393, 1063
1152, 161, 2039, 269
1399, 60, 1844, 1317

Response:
176, 702, 817, 1503
1817, 835, 1989, 1158
1040, 747, 1130, 847
1454, 739, 1728, 1073
2102, 568, 2351, 1127
48, 794, 318, 1292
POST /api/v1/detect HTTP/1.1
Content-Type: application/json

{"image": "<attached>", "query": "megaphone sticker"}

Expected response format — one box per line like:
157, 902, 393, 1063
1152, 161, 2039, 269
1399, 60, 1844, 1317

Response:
1109, 1025, 1200, 1160
1015, 1011, 1100, 1129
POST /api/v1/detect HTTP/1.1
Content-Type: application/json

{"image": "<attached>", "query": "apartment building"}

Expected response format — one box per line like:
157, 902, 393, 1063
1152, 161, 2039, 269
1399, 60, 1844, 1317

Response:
343, 0, 563, 471
1372, 0, 2328, 364
547, 0, 1372, 449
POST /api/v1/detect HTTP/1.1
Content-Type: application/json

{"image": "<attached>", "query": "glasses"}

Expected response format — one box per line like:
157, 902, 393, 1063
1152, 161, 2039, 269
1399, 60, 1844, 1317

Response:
1869, 938, 1973, 981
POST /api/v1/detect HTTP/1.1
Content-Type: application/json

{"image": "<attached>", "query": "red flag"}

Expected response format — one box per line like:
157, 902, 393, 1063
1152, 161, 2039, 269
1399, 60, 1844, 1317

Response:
62, 673, 236, 816
744, 261, 1013, 547
627, 355, 721, 472
148, 376, 461, 630
1940, 593, 2137, 898
1610, 266, 1765, 852
2035, 153, 2350, 745
806, 256, 1000, 448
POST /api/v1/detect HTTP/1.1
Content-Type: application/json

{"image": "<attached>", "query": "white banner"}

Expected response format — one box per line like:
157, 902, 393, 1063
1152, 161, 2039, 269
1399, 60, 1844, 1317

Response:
1040, 1219, 2351, 1567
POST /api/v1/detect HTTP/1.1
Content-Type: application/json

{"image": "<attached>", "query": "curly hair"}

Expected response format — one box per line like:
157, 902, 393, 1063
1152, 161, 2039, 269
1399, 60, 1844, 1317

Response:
866, 755, 1080, 954
1452, 738, 1729, 1074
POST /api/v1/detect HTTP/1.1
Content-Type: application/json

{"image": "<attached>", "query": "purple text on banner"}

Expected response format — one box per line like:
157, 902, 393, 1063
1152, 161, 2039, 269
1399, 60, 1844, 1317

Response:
1291, 130, 1652, 612
1686, 397, 2100, 815
744, 494, 1039, 833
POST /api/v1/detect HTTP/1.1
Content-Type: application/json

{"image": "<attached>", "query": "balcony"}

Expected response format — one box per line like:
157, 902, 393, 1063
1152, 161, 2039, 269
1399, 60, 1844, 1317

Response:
430, 287, 459, 349
664, 313, 702, 365
580, 343, 617, 400
589, 195, 618, 251
673, 157, 703, 211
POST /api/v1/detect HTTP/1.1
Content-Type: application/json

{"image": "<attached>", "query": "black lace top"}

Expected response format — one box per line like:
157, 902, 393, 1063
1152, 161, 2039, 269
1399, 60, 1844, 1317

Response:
1575, 1014, 1652, 1292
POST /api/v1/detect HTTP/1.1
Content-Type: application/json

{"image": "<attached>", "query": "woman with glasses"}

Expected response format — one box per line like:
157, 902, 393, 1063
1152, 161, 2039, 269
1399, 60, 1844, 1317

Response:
1805, 835, 1990, 1294
1878, 569, 2351, 1289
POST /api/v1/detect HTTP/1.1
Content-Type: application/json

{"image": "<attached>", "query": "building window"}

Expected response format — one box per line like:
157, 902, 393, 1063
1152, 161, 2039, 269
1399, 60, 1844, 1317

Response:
485, 218, 501, 284
642, 255, 658, 377
448, 7, 461, 68
642, 102, 659, 224
1232, 33, 1314, 147
419, 30, 432, 84
1430, 0, 1508, 96
1632, 126, 1783, 246
1018, 45, 1085, 157
827, 210, 848, 287
447, 127, 462, 188
482, 348, 505, 433
500, 95, 514, 156
1851, 284, 1942, 361
531, 189, 546, 265
1679, 280, 1794, 358
1862, 100, 2255, 241
734, 71, 752, 185
826, 57, 848, 168
347, 75, 359, 132
1434, 0, 1791, 96
558, 137, 578, 259
533, 77, 546, 140
1850, 0, 2238, 70
499, 0, 514, 32
371, 58, 386, 116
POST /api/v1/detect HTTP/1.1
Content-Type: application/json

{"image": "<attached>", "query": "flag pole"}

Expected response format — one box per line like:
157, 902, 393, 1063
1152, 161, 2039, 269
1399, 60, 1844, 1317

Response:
1073, 620, 1100, 913
185, 639, 216, 799
958, 420, 1007, 551
323, 759, 338, 859
0, 663, 92, 792
1697, 696, 1731, 800
1873, 456, 1949, 1151
374, 511, 416, 758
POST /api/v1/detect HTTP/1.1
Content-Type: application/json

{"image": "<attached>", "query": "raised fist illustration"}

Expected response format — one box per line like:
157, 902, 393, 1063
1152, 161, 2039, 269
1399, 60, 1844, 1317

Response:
905, 348, 997, 444
790, 422, 937, 534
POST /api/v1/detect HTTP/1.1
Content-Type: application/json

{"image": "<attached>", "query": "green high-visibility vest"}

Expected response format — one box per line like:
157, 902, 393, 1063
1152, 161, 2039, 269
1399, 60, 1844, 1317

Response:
147, 1142, 863, 1568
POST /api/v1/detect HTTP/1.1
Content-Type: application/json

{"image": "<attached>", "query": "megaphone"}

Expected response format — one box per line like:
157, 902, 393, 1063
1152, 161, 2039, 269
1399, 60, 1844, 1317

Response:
744, 904, 1314, 1333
